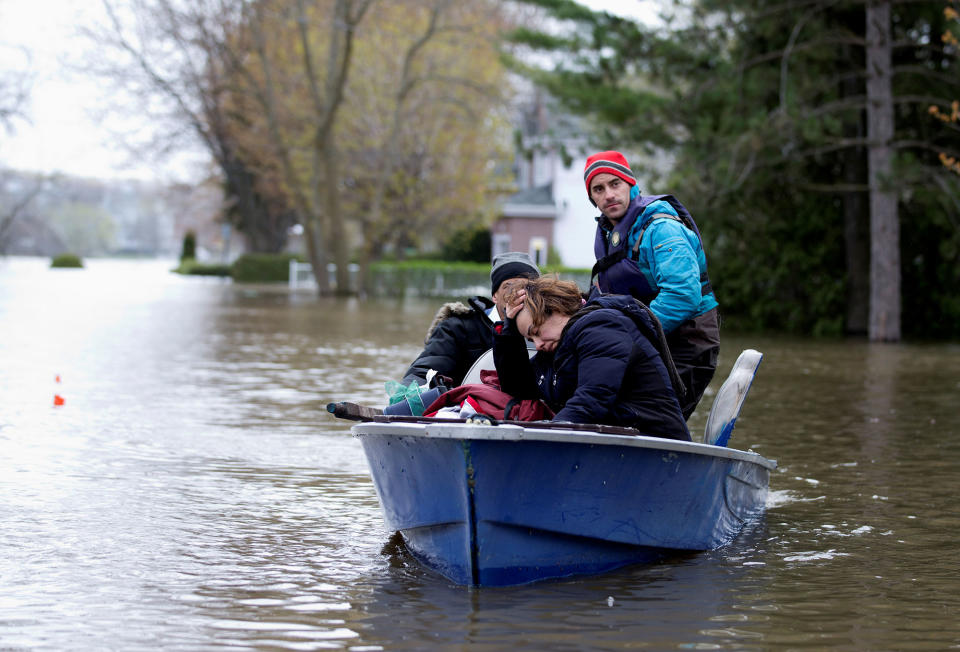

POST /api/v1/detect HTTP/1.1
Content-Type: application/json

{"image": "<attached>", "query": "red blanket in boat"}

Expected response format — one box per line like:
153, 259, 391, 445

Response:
423, 370, 554, 422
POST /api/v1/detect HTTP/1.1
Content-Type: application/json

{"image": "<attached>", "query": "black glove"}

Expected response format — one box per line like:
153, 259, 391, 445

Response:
500, 315, 519, 336
428, 374, 453, 391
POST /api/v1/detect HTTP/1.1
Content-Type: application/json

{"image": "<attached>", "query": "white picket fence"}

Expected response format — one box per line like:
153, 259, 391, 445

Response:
289, 260, 361, 290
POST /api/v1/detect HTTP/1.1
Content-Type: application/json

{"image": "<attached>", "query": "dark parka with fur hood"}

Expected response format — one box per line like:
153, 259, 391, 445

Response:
401, 296, 495, 387
493, 294, 690, 440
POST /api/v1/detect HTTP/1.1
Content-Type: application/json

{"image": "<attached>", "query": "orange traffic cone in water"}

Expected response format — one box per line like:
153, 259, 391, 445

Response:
54, 374, 65, 406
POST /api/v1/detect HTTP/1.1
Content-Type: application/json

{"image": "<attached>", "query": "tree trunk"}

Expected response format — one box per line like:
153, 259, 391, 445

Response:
865, 0, 900, 341
356, 240, 372, 299
843, 181, 870, 335
296, 0, 366, 296
839, 46, 869, 335
302, 219, 330, 296
322, 135, 352, 295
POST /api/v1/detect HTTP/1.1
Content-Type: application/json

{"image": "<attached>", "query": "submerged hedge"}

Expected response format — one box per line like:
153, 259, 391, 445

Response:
173, 259, 232, 277
51, 253, 83, 268
367, 259, 591, 297
230, 253, 302, 283
170, 253, 590, 291
172, 253, 300, 281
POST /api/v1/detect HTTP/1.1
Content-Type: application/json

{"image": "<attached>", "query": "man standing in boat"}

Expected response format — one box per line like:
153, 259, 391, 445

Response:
399, 252, 540, 387
585, 151, 719, 419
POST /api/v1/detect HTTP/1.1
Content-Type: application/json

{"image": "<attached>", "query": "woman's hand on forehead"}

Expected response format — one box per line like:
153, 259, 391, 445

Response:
506, 291, 526, 319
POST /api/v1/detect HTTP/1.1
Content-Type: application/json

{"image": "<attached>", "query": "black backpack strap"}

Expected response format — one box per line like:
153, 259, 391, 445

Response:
632, 214, 714, 298
503, 397, 519, 420
633, 300, 687, 401
590, 249, 627, 288
630, 213, 683, 261
700, 272, 713, 297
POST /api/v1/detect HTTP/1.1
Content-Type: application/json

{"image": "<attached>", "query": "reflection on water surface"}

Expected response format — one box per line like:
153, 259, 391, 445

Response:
1, 257, 959, 649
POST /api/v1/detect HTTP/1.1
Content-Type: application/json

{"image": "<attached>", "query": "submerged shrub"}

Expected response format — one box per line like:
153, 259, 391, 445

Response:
51, 253, 84, 268
173, 259, 231, 277
180, 230, 197, 262
231, 253, 301, 283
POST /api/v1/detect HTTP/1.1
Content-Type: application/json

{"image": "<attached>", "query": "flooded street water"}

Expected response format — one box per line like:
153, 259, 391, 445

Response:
2, 257, 959, 650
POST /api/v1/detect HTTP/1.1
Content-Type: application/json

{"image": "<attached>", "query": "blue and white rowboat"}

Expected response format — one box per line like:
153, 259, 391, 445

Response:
352, 349, 775, 586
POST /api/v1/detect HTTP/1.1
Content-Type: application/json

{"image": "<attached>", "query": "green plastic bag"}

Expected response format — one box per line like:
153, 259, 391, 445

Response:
384, 380, 426, 416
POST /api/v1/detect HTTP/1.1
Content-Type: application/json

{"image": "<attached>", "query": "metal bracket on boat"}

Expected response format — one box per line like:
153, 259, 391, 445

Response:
465, 414, 498, 426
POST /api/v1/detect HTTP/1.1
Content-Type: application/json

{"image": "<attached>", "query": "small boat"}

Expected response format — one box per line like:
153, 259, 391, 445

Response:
339, 349, 775, 586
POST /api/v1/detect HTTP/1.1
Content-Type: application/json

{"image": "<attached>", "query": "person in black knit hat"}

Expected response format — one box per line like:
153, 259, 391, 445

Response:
399, 252, 540, 388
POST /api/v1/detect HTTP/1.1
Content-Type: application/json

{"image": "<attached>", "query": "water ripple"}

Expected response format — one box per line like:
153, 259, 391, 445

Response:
3, 261, 960, 650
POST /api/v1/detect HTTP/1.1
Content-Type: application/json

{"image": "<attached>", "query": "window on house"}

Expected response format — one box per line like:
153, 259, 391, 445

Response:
492, 233, 512, 258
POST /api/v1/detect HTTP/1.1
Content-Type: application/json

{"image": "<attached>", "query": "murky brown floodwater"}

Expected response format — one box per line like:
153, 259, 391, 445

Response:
2, 257, 959, 650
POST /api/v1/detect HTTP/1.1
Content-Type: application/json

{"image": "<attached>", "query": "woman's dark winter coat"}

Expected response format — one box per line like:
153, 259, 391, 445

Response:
493, 294, 690, 440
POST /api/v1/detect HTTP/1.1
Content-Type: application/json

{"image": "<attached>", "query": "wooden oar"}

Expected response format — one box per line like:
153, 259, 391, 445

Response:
326, 401, 647, 437
326, 401, 383, 421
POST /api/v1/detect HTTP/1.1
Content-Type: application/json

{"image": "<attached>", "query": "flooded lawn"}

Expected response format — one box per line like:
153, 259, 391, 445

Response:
2, 257, 959, 649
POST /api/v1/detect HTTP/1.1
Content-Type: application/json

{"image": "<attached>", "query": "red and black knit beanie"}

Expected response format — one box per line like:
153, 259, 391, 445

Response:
583, 151, 637, 205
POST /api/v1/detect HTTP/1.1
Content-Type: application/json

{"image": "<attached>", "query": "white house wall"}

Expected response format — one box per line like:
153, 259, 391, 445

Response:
533, 147, 668, 269
548, 154, 601, 269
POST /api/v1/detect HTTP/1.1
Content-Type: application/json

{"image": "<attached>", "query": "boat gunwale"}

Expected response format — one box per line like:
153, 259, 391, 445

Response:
352, 422, 777, 470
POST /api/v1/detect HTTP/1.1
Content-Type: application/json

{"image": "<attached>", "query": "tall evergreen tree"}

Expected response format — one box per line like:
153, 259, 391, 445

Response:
506, 0, 960, 339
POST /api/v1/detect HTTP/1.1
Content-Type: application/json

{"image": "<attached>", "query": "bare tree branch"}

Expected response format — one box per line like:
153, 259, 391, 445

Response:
0, 174, 46, 252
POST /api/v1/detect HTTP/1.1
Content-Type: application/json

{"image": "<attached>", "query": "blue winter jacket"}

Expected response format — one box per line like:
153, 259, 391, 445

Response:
595, 197, 718, 333
493, 294, 690, 440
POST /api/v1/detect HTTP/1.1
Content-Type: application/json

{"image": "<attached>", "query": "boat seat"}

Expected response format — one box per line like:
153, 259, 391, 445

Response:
702, 349, 763, 447
461, 349, 494, 386
460, 347, 535, 386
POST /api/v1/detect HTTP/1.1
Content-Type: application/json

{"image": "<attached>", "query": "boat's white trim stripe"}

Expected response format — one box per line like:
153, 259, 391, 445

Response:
352, 422, 777, 470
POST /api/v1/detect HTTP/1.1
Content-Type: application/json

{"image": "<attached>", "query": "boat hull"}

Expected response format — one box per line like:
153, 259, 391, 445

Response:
356, 422, 774, 586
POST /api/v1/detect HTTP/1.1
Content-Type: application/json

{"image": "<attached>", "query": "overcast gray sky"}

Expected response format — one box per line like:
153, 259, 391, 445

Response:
0, 0, 660, 182
0, 1, 150, 179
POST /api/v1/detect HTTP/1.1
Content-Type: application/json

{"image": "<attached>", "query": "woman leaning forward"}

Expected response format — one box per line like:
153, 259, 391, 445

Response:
493, 277, 690, 441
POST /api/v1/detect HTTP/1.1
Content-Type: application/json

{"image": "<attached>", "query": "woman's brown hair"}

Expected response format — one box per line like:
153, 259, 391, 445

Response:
506, 276, 583, 328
